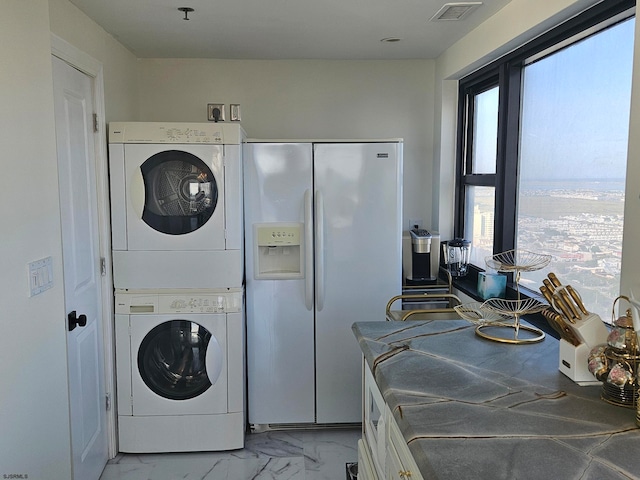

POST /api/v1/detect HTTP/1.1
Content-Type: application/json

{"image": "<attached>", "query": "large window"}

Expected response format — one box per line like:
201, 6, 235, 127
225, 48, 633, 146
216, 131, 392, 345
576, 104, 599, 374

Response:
456, 1, 635, 323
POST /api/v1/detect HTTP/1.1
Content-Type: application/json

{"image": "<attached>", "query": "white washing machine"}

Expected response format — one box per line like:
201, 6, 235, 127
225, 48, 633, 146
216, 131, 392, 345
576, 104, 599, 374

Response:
114, 289, 245, 453
109, 122, 245, 289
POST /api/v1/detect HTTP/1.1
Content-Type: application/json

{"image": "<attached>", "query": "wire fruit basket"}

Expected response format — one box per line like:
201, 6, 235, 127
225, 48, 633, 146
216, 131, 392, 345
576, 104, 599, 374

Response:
476, 250, 551, 344
454, 301, 511, 326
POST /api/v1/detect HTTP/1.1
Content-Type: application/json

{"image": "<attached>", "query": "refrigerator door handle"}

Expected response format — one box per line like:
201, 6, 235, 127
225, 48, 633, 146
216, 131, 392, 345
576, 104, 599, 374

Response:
304, 189, 314, 310
315, 189, 325, 311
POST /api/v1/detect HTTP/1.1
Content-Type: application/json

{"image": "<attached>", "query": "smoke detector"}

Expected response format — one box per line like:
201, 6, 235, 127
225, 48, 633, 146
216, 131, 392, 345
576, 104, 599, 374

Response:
430, 2, 483, 21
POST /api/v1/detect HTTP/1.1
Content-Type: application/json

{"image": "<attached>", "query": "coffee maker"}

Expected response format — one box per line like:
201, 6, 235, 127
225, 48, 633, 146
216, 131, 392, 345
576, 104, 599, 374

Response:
404, 227, 440, 285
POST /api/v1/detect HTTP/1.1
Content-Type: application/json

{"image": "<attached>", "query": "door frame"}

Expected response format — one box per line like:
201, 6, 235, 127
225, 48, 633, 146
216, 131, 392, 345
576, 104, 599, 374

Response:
51, 34, 117, 458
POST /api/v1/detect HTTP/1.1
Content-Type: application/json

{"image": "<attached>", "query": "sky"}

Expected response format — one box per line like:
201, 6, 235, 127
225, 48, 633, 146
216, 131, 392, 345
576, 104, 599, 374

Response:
473, 17, 635, 182
518, 17, 635, 181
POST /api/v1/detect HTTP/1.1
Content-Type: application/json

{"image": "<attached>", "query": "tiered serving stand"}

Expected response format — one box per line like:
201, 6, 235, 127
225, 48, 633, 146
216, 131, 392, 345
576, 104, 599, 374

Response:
454, 249, 551, 344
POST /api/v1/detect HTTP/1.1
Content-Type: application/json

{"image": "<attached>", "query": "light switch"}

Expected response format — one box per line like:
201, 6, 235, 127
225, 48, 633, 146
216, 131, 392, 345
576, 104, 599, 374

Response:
230, 104, 241, 121
28, 256, 53, 297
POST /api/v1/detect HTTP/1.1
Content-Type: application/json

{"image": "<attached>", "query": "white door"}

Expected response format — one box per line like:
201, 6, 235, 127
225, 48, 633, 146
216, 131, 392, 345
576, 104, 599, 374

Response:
314, 142, 402, 424
244, 143, 316, 424
52, 55, 108, 480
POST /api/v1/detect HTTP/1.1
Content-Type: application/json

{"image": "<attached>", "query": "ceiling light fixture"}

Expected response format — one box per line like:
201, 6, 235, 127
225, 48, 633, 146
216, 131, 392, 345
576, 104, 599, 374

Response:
178, 7, 194, 21
380, 37, 401, 43
430, 2, 482, 21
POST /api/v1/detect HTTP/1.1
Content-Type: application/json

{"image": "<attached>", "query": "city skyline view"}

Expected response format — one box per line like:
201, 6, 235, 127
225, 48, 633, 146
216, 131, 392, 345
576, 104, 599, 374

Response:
468, 179, 624, 322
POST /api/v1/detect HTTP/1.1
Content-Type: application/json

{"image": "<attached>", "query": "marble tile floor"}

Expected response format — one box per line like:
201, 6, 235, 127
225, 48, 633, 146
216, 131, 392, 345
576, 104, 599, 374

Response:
99, 428, 361, 480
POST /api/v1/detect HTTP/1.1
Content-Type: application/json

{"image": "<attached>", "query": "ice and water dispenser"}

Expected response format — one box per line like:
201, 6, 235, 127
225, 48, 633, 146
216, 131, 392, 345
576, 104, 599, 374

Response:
253, 223, 304, 279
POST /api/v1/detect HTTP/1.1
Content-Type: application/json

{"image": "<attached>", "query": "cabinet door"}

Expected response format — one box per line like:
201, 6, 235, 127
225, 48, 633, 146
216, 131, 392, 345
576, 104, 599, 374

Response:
386, 410, 424, 480
386, 441, 406, 480
364, 364, 386, 476
358, 439, 379, 480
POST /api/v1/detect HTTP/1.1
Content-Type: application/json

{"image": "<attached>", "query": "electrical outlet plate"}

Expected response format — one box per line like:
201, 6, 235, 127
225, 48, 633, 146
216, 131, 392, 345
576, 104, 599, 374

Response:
207, 103, 225, 122
230, 104, 241, 121
409, 218, 423, 230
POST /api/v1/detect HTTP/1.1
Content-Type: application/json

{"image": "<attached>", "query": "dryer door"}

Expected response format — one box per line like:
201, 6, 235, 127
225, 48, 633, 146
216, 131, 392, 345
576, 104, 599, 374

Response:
130, 314, 228, 416
123, 144, 226, 251
140, 150, 218, 236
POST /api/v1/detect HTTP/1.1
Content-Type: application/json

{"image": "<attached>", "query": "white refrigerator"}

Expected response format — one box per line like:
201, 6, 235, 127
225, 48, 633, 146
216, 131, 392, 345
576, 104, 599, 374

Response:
244, 141, 403, 425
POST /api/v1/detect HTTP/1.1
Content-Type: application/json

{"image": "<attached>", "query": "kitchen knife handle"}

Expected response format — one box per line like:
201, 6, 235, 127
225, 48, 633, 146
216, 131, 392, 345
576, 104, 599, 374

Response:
542, 278, 555, 293
541, 308, 580, 345
559, 288, 581, 319
548, 273, 581, 320
539, 285, 556, 308
566, 285, 589, 315
552, 292, 576, 323
548, 272, 562, 288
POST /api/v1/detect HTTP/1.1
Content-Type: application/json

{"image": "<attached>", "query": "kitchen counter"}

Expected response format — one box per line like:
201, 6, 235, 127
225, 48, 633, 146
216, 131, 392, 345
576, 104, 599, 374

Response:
352, 320, 640, 479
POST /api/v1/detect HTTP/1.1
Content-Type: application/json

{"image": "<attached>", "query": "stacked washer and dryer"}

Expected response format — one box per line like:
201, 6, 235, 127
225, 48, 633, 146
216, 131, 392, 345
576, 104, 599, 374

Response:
108, 122, 246, 453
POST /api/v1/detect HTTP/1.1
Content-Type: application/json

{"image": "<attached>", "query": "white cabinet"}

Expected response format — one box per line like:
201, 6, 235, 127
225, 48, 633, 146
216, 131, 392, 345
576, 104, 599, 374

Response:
364, 364, 386, 476
386, 412, 424, 480
358, 439, 379, 480
361, 361, 424, 480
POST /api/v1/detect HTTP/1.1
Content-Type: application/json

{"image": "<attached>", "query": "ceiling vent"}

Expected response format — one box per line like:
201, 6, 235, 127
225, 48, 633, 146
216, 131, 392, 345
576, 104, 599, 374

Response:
430, 2, 483, 21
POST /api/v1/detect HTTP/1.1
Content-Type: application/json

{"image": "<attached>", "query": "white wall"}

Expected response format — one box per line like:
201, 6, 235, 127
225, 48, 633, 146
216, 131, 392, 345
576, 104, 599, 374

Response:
0, 0, 137, 476
0, 2, 71, 478
49, 0, 139, 122
136, 58, 436, 231
621, 13, 640, 301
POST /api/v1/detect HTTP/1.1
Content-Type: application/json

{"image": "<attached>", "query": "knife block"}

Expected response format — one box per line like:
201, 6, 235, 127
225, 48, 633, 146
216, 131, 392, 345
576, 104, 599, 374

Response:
570, 312, 609, 346
558, 313, 609, 386
559, 340, 601, 385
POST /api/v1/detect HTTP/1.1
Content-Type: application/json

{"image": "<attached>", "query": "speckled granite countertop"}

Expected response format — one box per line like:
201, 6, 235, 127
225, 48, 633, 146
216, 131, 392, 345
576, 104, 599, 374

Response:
352, 320, 640, 480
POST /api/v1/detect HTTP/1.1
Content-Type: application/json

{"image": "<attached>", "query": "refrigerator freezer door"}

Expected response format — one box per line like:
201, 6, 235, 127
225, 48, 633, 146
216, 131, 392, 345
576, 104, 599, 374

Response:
314, 142, 403, 424
244, 143, 316, 424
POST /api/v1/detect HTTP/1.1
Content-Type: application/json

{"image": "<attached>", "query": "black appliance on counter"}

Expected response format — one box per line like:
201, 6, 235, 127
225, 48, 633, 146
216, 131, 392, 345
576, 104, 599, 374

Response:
405, 227, 440, 285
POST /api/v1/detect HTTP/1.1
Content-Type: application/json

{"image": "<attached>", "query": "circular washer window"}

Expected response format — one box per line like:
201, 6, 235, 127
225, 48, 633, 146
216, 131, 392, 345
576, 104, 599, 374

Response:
137, 320, 222, 401
140, 150, 219, 235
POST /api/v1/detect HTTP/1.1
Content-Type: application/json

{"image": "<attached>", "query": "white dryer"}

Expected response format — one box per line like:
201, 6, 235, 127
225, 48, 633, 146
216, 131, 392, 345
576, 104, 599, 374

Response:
114, 289, 245, 453
109, 122, 245, 289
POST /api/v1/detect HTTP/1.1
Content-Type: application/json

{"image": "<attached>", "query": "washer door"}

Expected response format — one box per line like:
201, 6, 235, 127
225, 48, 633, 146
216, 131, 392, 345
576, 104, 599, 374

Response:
140, 150, 218, 236
137, 320, 223, 401
129, 314, 228, 416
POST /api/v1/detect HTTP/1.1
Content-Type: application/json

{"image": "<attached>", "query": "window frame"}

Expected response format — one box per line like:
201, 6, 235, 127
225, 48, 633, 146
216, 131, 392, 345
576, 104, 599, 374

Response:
454, 0, 635, 290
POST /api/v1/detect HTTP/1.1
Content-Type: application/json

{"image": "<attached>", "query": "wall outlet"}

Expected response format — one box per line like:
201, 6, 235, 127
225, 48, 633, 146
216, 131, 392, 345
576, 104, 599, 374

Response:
409, 219, 423, 230
230, 104, 241, 121
207, 103, 225, 122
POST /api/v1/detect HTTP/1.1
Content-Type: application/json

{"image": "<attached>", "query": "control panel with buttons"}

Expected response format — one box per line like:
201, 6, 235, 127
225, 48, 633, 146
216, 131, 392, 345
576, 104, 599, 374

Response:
256, 224, 301, 246
114, 289, 243, 315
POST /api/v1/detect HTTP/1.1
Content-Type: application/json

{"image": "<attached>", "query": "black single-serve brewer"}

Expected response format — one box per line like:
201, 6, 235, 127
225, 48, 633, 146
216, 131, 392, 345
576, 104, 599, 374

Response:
405, 227, 440, 285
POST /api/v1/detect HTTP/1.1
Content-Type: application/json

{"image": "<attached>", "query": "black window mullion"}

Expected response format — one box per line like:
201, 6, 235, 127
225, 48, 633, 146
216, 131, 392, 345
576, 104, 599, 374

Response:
462, 173, 496, 186
454, 82, 470, 236
464, 89, 475, 176
493, 62, 522, 255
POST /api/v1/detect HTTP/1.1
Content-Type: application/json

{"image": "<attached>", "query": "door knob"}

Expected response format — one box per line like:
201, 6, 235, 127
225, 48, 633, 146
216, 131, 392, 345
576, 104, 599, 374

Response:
68, 310, 87, 331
